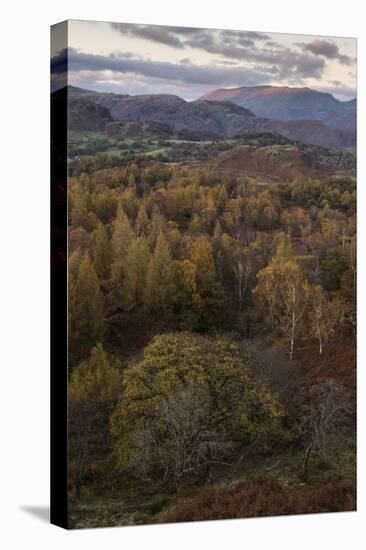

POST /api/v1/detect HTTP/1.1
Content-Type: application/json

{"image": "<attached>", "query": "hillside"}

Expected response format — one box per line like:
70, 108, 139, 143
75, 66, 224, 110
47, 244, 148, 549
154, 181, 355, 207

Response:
68, 97, 113, 131
68, 86, 256, 136
212, 144, 356, 181
201, 86, 356, 130
265, 119, 355, 150
65, 86, 356, 151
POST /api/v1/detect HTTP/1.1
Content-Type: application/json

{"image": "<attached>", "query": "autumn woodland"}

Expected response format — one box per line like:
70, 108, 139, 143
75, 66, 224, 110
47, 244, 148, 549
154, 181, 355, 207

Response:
65, 152, 356, 526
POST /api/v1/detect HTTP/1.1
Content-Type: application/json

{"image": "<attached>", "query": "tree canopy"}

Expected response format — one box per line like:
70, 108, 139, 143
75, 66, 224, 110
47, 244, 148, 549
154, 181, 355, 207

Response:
111, 332, 283, 479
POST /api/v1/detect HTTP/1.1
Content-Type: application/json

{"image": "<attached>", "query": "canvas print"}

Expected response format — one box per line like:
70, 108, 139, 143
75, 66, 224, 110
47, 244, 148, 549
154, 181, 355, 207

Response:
51, 20, 356, 529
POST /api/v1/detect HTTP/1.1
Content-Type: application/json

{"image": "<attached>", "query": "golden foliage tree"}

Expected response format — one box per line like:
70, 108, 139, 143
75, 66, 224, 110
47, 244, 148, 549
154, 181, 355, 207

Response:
93, 221, 113, 281
144, 231, 174, 314
122, 237, 151, 310
69, 254, 105, 360
112, 206, 134, 258
135, 202, 149, 237
69, 343, 122, 402
188, 235, 224, 329
110, 207, 134, 300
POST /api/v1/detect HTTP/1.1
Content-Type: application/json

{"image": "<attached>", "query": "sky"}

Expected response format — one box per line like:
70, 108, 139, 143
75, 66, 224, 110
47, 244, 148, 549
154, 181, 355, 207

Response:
51, 20, 357, 101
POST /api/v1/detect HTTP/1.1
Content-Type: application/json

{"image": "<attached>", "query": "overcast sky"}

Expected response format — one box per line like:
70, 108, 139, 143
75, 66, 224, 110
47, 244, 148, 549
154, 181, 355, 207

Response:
52, 20, 356, 101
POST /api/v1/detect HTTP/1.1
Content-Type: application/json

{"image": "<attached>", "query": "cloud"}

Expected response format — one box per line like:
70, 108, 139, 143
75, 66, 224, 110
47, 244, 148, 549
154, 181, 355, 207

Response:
68, 71, 212, 100
51, 45, 328, 98
315, 83, 356, 100
110, 23, 184, 48
53, 48, 272, 87
108, 23, 351, 82
106, 24, 327, 81
51, 48, 68, 91
184, 30, 263, 57
110, 23, 272, 54
302, 39, 352, 65
184, 33, 325, 79
51, 47, 68, 75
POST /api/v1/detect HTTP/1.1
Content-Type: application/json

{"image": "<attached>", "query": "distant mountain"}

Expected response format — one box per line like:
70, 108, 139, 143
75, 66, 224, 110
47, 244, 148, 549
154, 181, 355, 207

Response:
68, 86, 256, 137
65, 86, 356, 151
68, 96, 113, 131
200, 86, 356, 130
260, 119, 355, 151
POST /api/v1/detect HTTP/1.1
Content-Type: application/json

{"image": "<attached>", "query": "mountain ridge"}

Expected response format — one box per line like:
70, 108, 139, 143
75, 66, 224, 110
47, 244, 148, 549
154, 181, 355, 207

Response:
62, 86, 356, 151
200, 85, 356, 130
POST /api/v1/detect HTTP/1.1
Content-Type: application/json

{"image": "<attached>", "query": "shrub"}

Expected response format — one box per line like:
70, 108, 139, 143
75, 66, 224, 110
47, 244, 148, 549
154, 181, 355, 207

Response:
161, 478, 356, 522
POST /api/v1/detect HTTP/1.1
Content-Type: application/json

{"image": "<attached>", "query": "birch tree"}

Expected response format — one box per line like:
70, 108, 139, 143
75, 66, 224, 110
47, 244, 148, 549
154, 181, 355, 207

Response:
254, 260, 309, 360
308, 285, 343, 355
233, 247, 252, 310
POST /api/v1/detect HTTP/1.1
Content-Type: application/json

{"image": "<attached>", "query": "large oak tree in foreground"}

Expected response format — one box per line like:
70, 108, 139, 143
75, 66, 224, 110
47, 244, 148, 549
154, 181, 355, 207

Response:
111, 332, 283, 482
